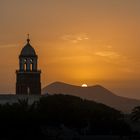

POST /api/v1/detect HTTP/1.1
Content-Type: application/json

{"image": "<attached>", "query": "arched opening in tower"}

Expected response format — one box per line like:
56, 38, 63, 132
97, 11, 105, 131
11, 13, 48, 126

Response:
24, 63, 27, 71
30, 63, 33, 71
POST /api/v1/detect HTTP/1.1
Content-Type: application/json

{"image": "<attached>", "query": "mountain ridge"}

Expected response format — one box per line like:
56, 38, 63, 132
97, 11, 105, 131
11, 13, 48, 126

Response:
42, 81, 140, 113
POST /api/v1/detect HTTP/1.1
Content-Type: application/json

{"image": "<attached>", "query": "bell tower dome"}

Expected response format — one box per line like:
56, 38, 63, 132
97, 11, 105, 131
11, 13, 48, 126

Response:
19, 35, 37, 72
16, 35, 41, 95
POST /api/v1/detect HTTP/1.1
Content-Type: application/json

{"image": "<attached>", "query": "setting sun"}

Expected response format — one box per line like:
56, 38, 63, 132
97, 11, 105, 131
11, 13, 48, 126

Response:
82, 84, 88, 88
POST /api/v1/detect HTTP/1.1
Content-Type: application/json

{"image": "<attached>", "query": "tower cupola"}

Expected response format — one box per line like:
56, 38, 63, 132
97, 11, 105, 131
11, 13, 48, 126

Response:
19, 35, 38, 72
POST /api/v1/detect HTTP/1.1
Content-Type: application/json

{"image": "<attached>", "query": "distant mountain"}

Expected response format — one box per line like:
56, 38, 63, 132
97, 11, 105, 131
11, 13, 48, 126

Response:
42, 82, 140, 113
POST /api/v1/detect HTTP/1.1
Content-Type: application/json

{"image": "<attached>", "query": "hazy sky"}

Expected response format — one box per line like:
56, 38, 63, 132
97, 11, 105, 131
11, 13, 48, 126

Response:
0, 0, 140, 98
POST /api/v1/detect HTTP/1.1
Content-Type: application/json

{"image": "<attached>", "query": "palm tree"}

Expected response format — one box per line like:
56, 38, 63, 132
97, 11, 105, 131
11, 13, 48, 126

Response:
18, 98, 29, 109
131, 106, 140, 122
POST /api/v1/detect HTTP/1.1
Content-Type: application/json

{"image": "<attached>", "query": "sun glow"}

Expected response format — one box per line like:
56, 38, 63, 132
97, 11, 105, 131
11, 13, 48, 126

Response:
81, 84, 88, 87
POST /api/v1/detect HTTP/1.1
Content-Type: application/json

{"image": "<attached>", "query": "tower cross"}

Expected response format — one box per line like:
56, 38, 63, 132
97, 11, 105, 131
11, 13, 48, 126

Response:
27, 34, 30, 43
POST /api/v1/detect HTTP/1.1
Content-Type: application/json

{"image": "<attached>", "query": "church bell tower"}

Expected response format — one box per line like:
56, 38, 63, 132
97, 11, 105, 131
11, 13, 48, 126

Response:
16, 35, 41, 95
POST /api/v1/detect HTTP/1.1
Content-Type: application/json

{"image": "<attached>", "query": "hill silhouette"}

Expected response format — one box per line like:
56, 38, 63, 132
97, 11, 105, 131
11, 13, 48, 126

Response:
42, 82, 140, 113
0, 94, 132, 139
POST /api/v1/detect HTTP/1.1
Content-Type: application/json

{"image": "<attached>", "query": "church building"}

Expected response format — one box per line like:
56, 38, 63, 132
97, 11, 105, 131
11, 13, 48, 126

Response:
16, 36, 41, 95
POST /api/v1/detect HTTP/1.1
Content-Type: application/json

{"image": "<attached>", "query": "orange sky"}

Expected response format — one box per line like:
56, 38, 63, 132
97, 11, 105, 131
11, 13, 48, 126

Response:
0, 0, 140, 99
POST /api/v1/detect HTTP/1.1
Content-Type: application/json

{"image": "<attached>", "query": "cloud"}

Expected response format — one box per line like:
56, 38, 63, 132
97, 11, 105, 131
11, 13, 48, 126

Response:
61, 33, 89, 43
0, 44, 17, 49
94, 51, 120, 59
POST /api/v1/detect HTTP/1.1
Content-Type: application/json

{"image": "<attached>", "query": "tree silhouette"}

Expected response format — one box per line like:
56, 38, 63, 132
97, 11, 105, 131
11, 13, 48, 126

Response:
131, 106, 140, 122
0, 94, 133, 139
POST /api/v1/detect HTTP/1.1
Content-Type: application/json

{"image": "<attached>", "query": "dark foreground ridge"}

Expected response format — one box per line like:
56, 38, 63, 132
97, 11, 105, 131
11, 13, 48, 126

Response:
43, 81, 140, 113
0, 94, 139, 140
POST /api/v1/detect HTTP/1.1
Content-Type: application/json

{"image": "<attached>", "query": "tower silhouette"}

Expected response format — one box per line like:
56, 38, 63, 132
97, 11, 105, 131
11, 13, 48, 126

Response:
16, 35, 41, 95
